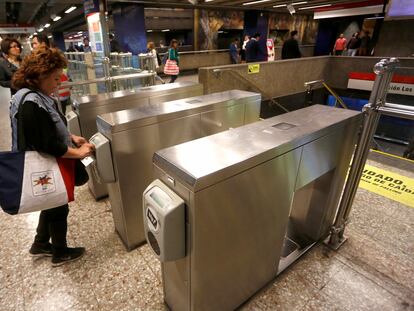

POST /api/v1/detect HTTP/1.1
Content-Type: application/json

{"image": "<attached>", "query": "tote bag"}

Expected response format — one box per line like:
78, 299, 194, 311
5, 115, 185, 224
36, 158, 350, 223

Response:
164, 59, 179, 75
0, 91, 75, 215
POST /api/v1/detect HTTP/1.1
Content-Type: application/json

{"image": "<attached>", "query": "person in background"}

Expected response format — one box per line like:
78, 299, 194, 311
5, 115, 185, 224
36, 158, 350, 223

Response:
31, 34, 71, 114
147, 41, 165, 84
281, 30, 302, 60
109, 33, 123, 53
31, 34, 50, 51
359, 31, 371, 56
346, 32, 361, 56
229, 38, 239, 64
240, 35, 249, 63
163, 39, 180, 83
333, 33, 347, 56
66, 43, 76, 52
245, 33, 261, 63
11, 47, 94, 266
0, 38, 22, 95
83, 38, 91, 52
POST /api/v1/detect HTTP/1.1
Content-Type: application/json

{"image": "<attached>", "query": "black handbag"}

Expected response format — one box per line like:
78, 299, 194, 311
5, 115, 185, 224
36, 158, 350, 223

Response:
75, 159, 89, 186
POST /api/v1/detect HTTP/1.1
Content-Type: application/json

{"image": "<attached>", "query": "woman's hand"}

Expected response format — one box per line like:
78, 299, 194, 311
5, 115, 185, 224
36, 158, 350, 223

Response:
63, 143, 95, 159
71, 134, 88, 147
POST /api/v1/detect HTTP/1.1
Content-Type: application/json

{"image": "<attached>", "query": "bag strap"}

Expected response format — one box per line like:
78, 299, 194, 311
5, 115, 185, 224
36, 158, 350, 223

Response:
17, 90, 39, 151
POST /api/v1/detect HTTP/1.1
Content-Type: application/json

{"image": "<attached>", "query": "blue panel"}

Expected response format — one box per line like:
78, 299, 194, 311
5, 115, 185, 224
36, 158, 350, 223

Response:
0, 151, 25, 215
112, 4, 147, 55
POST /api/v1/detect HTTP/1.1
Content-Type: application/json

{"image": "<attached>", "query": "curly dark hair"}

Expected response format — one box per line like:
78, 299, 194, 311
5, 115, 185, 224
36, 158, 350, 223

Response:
12, 47, 67, 90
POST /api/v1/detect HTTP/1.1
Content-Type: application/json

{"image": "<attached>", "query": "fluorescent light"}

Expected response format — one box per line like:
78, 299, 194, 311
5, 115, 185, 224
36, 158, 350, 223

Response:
44, 23, 50, 28
47, 35, 52, 38
38, 28, 44, 32
77, 31, 83, 34
161, 29, 170, 32
273, 4, 286, 7
69, 36, 73, 39
243, 0, 271, 6
53, 16, 61, 22
34, 32, 37, 35
146, 29, 153, 32
218, 31, 224, 33
298, 3, 332, 10
65, 6, 77, 14
205, 0, 215, 2
293, 1, 308, 5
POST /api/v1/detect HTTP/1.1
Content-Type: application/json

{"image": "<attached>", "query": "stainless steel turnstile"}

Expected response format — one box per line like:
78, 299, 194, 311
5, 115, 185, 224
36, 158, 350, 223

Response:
145, 105, 362, 311
66, 81, 203, 199
96, 90, 261, 250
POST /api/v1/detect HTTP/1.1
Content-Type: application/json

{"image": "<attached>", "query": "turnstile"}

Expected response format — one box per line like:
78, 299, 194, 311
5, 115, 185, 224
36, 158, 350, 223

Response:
144, 104, 362, 311
96, 90, 261, 250
66, 81, 203, 199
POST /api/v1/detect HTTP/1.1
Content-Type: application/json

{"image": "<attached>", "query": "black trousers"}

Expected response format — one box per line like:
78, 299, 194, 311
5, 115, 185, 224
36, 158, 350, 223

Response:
169, 75, 178, 83
34, 204, 69, 255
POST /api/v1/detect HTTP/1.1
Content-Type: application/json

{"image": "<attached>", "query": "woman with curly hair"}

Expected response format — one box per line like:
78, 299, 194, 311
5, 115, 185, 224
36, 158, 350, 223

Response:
0, 38, 22, 95
10, 47, 95, 266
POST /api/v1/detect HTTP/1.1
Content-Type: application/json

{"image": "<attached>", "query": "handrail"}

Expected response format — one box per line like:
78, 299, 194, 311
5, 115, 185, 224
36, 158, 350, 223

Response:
304, 79, 347, 109
212, 68, 289, 113
61, 71, 156, 88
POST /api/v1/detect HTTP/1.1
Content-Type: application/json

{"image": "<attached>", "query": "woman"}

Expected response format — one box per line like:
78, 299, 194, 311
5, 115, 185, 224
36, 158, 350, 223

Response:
147, 41, 165, 84
10, 47, 94, 266
163, 39, 180, 83
0, 38, 22, 95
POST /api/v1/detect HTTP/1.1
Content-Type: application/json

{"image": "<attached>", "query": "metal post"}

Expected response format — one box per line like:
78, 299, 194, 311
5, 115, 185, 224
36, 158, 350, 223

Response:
326, 58, 400, 249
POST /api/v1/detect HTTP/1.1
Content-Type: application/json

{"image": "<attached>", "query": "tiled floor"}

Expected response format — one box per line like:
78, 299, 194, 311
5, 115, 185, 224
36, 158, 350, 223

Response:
0, 85, 413, 310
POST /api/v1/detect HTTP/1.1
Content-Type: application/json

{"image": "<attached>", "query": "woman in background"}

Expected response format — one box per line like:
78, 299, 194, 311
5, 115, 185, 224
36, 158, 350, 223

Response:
0, 38, 22, 95
163, 39, 180, 83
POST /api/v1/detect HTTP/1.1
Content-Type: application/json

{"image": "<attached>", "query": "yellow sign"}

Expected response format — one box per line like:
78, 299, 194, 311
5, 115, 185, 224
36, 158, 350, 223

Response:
359, 164, 414, 208
248, 64, 260, 74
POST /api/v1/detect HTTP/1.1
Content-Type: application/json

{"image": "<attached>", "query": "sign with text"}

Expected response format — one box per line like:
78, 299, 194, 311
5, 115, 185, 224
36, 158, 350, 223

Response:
359, 164, 414, 208
348, 72, 414, 96
248, 64, 260, 74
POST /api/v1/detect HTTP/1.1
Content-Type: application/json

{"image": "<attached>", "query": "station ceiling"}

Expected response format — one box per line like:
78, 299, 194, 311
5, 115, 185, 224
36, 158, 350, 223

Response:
0, 0, 384, 33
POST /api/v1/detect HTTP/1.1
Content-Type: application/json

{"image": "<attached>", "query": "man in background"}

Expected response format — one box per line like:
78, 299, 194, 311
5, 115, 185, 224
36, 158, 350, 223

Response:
245, 33, 261, 63
333, 33, 347, 55
229, 38, 239, 64
281, 30, 302, 59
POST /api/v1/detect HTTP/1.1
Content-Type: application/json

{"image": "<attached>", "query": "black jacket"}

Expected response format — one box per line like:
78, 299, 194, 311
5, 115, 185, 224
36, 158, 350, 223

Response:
0, 57, 18, 94
281, 38, 302, 59
245, 39, 260, 63
18, 101, 68, 156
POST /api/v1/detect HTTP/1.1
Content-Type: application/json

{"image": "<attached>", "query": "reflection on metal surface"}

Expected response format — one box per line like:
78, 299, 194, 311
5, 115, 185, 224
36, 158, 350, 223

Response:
97, 90, 261, 250
71, 81, 203, 200
151, 104, 362, 311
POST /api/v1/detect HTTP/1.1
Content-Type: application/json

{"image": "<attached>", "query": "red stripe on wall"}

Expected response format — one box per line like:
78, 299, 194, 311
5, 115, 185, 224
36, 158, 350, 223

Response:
349, 72, 414, 84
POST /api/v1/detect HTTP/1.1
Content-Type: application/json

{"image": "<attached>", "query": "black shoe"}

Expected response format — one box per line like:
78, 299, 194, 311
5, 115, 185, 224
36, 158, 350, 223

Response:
29, 243, 53, 257
52, 247, 85, 267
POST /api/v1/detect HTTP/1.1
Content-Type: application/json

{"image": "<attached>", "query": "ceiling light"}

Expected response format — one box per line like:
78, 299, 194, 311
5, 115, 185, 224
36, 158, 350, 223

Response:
77, 31, 83, 34
147, 30, 153, 32
38, 28, 44, 32
205, 0, 215, 2
53, 16, 61, 22
273, 4, 286, 7
44, 23, 50, 28
293, 1, 308, 5
65, 6, 77, 14
298, 3, 332, 10
69, 36, 73, 39
161, 29, 170, 32
243, 0, 271, 6
34, 32, 37, 35
47, 35, 52, 39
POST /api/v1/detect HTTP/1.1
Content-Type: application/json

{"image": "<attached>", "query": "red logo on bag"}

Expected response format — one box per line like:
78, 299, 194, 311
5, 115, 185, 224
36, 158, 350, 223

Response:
33, 175, 53, 187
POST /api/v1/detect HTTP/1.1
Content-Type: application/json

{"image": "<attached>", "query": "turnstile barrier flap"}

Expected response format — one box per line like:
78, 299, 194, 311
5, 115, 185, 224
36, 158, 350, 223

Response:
143, 179, 185, 262
153, 105, 362, 192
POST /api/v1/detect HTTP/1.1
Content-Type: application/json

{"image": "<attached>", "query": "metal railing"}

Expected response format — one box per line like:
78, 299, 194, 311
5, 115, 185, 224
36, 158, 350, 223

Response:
212, 68, 289, 113
325, 58, 414, 249
304, 79, 347, 109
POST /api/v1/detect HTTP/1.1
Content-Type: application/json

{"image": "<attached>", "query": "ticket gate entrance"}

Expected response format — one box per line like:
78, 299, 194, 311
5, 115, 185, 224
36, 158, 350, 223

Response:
144, 105, 362, 311
66, 81, 203, 199
95, 90, 261, 250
